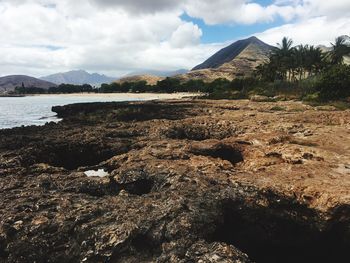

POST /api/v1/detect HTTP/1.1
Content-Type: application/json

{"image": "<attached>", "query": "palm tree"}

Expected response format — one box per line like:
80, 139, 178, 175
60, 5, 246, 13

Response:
329, 36, 350, 64
259, 37, 329, 82
271, 37, 294, 80
307, 46, 324, 75
255, 63, 277, 82
292, 45, 306, 81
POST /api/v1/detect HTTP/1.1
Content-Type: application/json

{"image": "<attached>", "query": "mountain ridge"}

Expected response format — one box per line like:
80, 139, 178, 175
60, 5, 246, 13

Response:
41, 70, 116, 86
192, 36, 274, 71
116, 74, 164, 86
176, 36, 274, 82
124, 69, 188, 78
0, 75, 57, 92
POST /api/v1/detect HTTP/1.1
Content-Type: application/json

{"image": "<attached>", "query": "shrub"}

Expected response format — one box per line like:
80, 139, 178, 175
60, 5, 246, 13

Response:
317, 65, 350, 101
303, 92, 320, 102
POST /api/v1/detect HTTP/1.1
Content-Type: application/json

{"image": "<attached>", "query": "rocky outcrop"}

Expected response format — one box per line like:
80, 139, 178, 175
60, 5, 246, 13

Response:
0, 99, 349, 262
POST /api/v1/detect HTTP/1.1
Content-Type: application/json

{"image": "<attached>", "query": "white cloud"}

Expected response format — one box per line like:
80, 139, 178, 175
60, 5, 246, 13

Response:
0, 0, 212, 77
183, 0, 350, 26
89, 0, 182, 13
170, 22, 202, 48
0, 0, 349, 77
183, 0, 301, 25
256, 16, 350, 46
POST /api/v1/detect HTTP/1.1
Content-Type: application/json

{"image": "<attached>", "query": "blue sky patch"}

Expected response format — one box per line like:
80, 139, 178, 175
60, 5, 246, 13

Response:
181, 13, 286, 44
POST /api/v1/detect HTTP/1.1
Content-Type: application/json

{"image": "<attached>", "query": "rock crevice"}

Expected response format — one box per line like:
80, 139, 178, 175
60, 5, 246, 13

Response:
1, 100, 349, 262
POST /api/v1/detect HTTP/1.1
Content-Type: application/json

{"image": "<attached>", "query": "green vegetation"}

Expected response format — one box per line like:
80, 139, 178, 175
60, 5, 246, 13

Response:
98, 78, 208, 93
250, 36, 350, 103
14, 86, 47, 94
13, 36, 349, 105
48, 84, 94, 93
15, 83, 95, 94
317, 65, 350, 101
270, 106, 286, 111
255, 36, 350, 82
98, 36, 350, 103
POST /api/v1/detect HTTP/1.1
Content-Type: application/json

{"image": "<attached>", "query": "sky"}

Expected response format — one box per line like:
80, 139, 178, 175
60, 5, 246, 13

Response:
0, 0, 349, 78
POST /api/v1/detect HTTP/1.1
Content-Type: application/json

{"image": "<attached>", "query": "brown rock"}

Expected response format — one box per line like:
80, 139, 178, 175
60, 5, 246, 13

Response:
0, 99, 349, 262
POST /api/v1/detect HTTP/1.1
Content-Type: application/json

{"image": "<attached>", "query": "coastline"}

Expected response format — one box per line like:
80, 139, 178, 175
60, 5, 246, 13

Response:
13, 92, 202, 99
0, 92, 202, 130
1, 99, 349, 262
0, 94, 25, 97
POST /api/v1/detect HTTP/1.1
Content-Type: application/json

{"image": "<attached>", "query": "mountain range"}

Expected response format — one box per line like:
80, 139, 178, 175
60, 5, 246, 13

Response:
124, 69, 189, 78
39, 69, 189, 86
41, 70, 116, 86
1, 36, 347, 92
0, 75, 56, 93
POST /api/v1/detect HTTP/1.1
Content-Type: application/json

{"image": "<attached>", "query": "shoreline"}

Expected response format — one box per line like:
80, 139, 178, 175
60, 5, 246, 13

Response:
1, 99, 349, 262
0, 93, 202, 130
3, 92, 202, 99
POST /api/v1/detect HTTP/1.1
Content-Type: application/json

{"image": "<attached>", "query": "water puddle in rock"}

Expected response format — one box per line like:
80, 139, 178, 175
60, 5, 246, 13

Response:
84, 169, 109, 178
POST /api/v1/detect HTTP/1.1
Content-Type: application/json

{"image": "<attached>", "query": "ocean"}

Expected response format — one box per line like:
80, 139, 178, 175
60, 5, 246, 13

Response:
0, 93, 184, 129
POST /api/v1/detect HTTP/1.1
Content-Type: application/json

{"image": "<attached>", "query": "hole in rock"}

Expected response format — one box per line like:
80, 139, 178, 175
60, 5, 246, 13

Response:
117, 179, 154, 196
131, 234, 159, 254
165, 124, 237, 141
166, 125, 212, 141
191, 144, 244, 165
110, 233, 161, 262
0, 240, 8, 260
27, 142, 128, 170
76, 178, 154, 197
48, 145, 116, 170
209, 200, 348, 263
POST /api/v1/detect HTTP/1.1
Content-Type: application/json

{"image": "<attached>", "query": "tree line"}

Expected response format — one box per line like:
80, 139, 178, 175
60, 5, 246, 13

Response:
14, 78, 212, 94
14, 35, 350, 102
15, 83, 95, 94
255, 36, 350, 82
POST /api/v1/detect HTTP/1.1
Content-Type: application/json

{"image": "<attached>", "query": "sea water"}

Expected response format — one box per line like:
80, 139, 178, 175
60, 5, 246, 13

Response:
0, 93, 163, 129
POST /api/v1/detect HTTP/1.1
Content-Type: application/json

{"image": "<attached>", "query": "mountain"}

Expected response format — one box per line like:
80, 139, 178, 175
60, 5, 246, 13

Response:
0, 75, 56, 93
116, 75, 164, 86
193, 36, 273, 70
125, 69, 189, 78
177, 36, 274, 82
41, 70, 116, 86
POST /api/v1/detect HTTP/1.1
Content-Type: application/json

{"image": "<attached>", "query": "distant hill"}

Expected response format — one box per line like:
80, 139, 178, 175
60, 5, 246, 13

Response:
125, 69, 189, 78
0, 75, 56, 93
177, 36, 274, 82
116, 75, 164, 86
41, 70, 116, 86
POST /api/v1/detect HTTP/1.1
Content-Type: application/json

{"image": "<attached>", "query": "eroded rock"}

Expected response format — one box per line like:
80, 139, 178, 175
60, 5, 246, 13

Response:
0, 99, 349, 262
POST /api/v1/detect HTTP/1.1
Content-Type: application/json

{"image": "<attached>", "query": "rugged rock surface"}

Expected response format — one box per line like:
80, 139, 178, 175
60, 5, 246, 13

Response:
0, 99, 349, 263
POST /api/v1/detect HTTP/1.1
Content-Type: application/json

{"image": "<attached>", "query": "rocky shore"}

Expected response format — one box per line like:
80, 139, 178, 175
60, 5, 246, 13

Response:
0, 99, 349, 262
